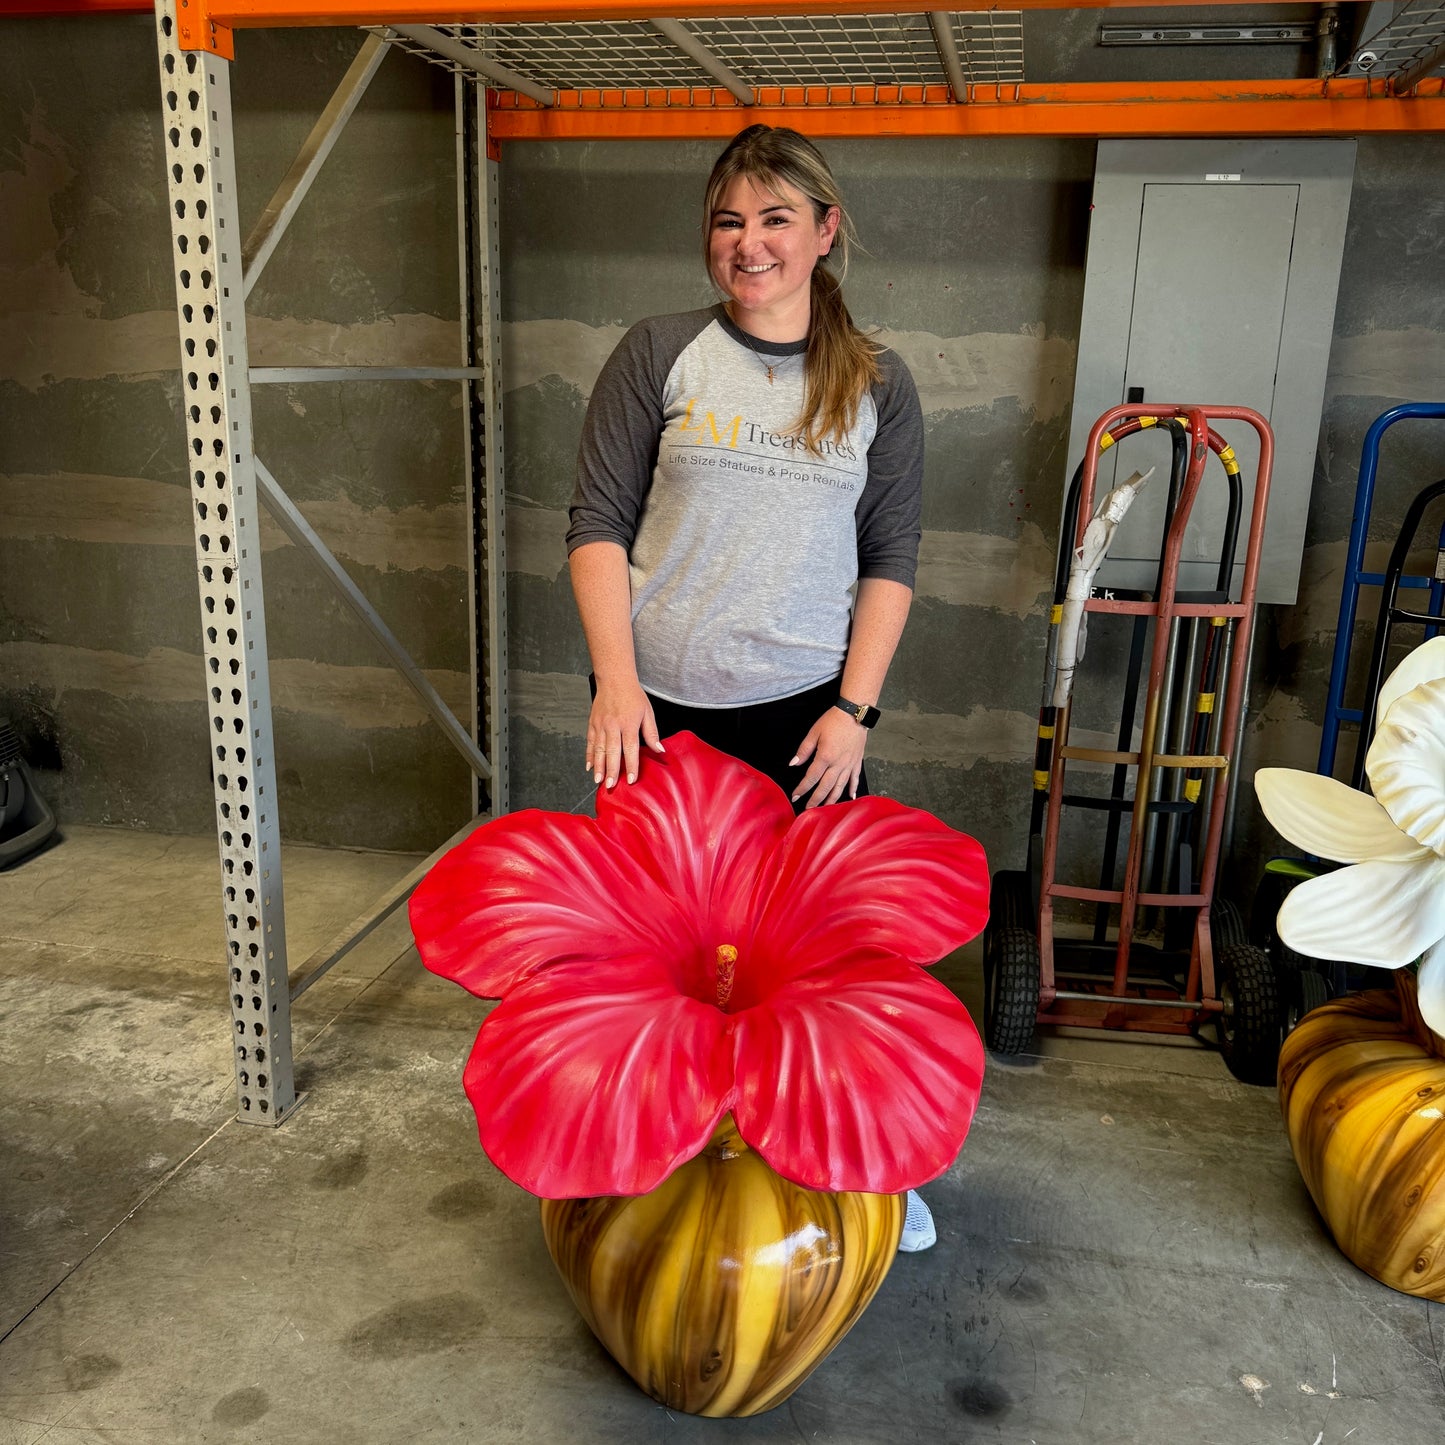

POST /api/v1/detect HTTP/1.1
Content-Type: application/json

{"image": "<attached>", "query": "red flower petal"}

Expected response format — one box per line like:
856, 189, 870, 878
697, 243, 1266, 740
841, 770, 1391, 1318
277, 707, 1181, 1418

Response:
463, 956, 735, 1197
731, 952, 984, 1192
735, 798, 989, 1007
408, 810, 694, 997
597, 733, 794, 946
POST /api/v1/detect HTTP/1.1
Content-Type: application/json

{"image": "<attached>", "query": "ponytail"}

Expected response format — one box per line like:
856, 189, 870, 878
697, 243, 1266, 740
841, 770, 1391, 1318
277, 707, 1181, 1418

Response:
801, 260, 881, 453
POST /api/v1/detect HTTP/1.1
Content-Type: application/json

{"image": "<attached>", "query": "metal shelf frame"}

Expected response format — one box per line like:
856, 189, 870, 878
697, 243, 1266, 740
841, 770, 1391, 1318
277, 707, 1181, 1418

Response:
149, 0, 1445, 136
94, 0, 1441, 1122
151, 0, 505, 1125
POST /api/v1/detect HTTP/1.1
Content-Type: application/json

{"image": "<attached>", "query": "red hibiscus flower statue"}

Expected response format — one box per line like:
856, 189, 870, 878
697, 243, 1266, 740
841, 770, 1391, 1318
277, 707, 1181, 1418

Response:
410, 732, 990, 1199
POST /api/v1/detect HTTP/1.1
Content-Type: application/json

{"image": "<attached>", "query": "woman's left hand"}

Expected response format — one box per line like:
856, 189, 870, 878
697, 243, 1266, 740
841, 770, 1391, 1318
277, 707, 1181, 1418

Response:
790, 708, 868, 807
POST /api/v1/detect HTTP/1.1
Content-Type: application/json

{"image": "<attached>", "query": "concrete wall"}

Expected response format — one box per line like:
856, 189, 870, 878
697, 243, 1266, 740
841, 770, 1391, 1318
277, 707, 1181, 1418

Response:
1, 18, 472, 850
3, 16, 1444, 885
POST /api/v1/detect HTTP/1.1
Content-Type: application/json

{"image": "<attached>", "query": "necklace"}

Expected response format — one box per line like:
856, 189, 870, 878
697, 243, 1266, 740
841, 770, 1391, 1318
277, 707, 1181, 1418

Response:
728, 307, 802, 386
736, 330, 800, 385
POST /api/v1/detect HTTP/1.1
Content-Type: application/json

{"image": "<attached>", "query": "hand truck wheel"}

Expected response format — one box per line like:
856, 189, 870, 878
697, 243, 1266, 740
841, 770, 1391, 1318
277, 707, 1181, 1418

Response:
1284, 967, 1331, 1033
983, 871, 1041, 1056
1214, 941, 1282, 1085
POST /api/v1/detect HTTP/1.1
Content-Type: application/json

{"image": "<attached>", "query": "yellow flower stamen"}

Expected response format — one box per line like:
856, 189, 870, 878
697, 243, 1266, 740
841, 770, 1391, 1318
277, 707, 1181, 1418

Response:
715, 944, 738, 1011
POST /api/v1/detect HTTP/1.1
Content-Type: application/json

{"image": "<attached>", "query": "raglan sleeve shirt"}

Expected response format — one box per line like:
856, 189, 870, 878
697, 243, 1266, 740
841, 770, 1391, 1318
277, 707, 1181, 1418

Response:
855, 350, 924, 589
567, 307, 925, 706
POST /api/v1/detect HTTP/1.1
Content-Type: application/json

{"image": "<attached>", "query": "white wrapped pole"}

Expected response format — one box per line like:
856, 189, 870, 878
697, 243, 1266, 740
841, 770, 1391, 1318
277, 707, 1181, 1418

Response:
1051, 467, 1155, 709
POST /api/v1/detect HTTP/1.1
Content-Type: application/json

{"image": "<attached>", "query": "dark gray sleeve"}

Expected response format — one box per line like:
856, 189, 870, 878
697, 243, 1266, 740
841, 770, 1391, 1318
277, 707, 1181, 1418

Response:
855, 349, 924, 588
567, 311, 712, 555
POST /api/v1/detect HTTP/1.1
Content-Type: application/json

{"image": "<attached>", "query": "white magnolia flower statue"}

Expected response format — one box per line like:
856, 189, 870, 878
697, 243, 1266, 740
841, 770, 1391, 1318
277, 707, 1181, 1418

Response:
1254, 635, 1445, 1038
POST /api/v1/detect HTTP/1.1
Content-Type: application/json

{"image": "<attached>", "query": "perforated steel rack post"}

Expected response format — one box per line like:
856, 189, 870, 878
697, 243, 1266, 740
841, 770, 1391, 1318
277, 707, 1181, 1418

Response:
458, 73, 509, 815
154, 0, 296, 1124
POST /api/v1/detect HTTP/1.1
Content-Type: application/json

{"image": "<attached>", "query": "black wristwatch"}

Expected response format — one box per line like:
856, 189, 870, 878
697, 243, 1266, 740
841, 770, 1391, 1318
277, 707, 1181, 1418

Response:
835, 696, 882, 729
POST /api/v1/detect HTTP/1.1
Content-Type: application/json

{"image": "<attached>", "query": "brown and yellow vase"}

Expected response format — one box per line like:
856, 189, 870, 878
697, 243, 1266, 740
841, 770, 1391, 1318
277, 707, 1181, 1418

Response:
540, 1115, 904, 1417
1279, 971, 1445, 1300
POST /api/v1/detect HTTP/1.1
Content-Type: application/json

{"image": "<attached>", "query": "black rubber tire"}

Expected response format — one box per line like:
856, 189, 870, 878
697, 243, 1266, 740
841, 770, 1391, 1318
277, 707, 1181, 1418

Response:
991, 868, 1033, 928
1215, 942, 1283, 1086
983, 871, 1041, 1056
1211, 897, 1249, 950
1284, 967, 1331, 1033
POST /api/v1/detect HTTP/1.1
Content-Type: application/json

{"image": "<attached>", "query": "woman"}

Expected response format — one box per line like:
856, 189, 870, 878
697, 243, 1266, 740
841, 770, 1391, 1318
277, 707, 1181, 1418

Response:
566, 126, 934, 1249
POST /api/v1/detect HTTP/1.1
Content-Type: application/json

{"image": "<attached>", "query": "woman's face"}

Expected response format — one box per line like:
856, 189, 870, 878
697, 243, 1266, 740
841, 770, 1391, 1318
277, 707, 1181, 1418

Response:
708, 173, 840, 337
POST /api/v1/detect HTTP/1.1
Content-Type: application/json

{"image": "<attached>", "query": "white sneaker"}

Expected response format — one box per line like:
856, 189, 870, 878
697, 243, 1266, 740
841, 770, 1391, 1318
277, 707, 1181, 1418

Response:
898, 1189, 937, 1252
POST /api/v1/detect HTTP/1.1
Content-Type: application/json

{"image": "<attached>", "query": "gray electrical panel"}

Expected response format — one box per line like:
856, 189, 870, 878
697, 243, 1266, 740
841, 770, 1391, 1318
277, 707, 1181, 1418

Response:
1066, 139, 1356, 605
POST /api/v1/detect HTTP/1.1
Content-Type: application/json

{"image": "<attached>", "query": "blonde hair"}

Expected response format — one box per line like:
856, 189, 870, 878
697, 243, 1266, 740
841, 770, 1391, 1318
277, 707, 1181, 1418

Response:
703, 125, 881, 451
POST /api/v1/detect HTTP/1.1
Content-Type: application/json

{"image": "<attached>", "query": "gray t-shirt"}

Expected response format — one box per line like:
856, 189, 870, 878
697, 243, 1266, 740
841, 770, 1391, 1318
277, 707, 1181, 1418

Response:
567, 304, 923, 707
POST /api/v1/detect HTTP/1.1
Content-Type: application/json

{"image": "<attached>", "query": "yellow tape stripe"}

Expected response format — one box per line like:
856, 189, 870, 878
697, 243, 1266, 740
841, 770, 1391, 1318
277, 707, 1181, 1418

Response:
1099, 433, 1114, 451
1050, 604, 1063, 624
1196, 692, 1216, 714
1037, 724, 1056, 740
1184, 779, 1202, 804
1032, 770, 1050, 791
1211, 616, 1227, 628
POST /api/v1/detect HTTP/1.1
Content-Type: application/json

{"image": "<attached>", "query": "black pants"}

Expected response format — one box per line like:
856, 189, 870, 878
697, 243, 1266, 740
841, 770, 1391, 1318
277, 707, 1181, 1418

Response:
644, 676, 869, 810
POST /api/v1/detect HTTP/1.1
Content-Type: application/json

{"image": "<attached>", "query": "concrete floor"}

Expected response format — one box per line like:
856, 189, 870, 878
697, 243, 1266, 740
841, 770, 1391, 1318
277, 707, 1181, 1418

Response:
2, 826, 1443, 1444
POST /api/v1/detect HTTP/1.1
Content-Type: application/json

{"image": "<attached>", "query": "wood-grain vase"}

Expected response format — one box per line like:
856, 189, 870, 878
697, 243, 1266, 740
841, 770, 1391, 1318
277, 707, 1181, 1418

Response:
539, 1116, 904, 1417
1279, 972, 1445, 1300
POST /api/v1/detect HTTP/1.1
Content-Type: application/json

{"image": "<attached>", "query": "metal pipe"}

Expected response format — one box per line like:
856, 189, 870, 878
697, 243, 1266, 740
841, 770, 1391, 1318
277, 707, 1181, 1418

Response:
649, 18, 754, 105
289, 811, 485, 999
389, 24, 555, 106
477, 132, 511, 815
1316, 2, 1340, 78
242, 34, 388, 299
250, 366, 484, 383
1139, 617, 1180, 904
456, 75, 483, 820
1053, 991, 1205, 1010
253, 457, 493, 781
929, 12, 970, 102
1393, 38, 1445, 92
1217, 611, 1256, 888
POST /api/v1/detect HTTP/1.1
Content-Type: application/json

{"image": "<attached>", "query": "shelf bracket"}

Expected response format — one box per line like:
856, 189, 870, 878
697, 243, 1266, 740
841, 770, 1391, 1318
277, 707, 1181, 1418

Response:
242, 33, 388, 299
650, 18, 754, 105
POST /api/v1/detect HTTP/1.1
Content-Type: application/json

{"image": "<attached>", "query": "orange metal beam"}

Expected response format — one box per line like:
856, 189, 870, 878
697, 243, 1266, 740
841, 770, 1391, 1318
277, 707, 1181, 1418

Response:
487, 78, 1445, 140
22, 0, 1442, 135
3, 1, 153, 12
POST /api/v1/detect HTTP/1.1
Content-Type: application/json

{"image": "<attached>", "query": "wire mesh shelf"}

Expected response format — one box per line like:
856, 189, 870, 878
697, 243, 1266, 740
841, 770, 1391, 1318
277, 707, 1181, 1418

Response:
1345, 0, 1445, 83
376, 11, 1025, 99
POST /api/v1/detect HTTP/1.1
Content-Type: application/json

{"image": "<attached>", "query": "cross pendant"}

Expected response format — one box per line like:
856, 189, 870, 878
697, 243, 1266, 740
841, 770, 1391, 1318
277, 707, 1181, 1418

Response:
766, 366, 774, 384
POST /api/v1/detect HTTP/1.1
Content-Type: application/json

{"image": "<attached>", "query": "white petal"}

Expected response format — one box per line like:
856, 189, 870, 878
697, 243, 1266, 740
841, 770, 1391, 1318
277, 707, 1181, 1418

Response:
1367, 676, 1445, 855
1276, 857, 1445, 967
1253, 768, 1426, 864
1376, 637, 1445, 729
1417, 939, 1445, 1041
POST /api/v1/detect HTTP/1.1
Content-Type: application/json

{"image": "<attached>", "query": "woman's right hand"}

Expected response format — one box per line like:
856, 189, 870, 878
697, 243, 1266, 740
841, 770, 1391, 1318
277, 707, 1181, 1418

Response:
587, 676, 664, 789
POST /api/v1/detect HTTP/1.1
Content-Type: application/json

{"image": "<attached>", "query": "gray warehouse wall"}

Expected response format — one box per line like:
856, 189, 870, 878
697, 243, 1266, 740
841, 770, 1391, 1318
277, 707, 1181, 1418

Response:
3, 16, 1444, 885
1, 19, 473, 851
